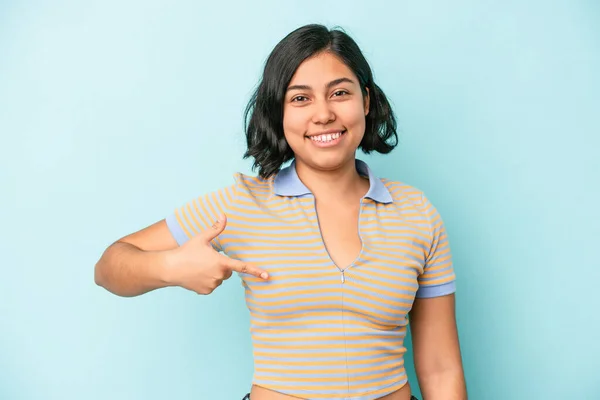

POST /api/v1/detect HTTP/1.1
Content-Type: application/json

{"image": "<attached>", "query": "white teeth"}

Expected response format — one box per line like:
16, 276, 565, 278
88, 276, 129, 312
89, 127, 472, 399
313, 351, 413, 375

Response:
310, 131, 343, 143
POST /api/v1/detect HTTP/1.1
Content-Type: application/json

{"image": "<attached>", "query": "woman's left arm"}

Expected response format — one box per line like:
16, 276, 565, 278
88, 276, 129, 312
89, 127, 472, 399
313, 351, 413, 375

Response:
409, 293, 467, 400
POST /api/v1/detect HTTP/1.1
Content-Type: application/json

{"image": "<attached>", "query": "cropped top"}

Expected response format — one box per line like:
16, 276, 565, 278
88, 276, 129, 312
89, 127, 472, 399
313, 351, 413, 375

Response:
166, 159, 456, 400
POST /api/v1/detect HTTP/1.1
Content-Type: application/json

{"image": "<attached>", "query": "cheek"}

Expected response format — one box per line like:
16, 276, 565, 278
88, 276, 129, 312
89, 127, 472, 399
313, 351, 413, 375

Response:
282, 109, 310, 150
338, 102, 367, 129
282, 108, 308, 134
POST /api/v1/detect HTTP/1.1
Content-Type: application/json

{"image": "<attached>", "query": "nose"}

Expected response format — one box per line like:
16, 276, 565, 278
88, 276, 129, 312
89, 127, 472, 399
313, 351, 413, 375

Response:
311, 98, 335, 125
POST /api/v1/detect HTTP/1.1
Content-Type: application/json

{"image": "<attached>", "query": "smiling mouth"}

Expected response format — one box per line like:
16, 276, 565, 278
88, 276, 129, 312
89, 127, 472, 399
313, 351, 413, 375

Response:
306, 130, 346, 144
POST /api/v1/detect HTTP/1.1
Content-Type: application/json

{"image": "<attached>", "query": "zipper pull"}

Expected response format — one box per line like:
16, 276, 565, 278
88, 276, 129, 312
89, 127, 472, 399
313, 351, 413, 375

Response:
340, 270, 345, 284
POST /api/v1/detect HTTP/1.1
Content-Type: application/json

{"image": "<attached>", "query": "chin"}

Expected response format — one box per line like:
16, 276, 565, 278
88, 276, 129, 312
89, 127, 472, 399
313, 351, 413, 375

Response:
301, 152, 355, 171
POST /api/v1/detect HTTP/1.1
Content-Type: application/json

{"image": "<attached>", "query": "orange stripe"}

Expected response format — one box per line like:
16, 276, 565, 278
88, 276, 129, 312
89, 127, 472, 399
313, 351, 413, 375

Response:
253, 348, 403, 359
251, 333, 403, 343
250, 316, 407, 331
419, 275, 455, 286
225, 244, 323, 252
174, 209, 193, 238
226, 221, 315, 230
247, 304, 403, 325
222, 237, 323, 245
190, 199, 210, 230
252, 327, 395, 335
255, 361, 403, 375
254, 354, 404, 367
243, 258, 332, 267
349, 264, 418, 280
253, 266, 333, 274
369, 233, 430, 250
256, 354, 406, 372
255, 368, 402, 383
424, 260, 453, 273
246, 294, 411, 315
229, 211, 314, 223
361, 226, 429, 236
180, 206, 199, 236
361, 250, 423, 265
248, 285, 413, 304
344, 281, 416, 301
243, 278, 336, 288
222, 230, 318, 238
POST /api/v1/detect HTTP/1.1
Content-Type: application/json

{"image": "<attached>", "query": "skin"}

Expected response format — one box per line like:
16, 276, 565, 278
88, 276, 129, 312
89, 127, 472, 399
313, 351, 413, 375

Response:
282, 51, 369, 182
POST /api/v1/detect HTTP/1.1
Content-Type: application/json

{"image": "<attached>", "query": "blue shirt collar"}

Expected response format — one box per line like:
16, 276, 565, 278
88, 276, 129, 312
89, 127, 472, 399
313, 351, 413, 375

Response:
273, 159, 393, 204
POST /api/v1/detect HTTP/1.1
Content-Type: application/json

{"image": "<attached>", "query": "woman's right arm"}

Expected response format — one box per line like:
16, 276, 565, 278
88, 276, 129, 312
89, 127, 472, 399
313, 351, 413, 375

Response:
94, 219, 180, 297
94, 216, 269, 298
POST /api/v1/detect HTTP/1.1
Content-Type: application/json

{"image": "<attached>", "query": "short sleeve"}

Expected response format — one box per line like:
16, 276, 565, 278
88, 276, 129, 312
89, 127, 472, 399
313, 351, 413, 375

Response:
415, 193, 457, 298
165, 183, 237, 252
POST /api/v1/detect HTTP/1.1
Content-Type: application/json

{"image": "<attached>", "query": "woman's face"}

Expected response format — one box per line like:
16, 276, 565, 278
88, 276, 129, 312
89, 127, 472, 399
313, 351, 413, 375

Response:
282, 51, 369, 171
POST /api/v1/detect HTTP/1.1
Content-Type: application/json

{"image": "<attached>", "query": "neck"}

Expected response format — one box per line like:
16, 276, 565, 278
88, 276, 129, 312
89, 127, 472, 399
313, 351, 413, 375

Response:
294, 158, 369, 203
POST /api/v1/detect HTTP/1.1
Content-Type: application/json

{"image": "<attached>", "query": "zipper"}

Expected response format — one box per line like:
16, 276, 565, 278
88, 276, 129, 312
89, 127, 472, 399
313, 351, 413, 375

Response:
313, 197, 365, 286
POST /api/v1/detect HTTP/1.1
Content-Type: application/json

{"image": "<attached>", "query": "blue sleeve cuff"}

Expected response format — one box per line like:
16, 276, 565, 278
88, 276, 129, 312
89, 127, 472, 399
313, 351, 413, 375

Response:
165, 214, 188, 246
415, 281, 456, 298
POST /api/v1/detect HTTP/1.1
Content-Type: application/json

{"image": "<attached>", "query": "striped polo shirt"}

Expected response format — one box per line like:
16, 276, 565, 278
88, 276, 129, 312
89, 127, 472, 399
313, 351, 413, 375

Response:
166, 159, 456, 400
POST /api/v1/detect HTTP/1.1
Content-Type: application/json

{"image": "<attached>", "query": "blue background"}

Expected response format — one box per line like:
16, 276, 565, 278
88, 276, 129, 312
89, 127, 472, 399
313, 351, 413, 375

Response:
1, 1, 599, 399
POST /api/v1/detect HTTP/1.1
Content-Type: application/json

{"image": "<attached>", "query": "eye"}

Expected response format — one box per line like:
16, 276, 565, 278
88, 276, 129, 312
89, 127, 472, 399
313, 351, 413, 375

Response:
332, 90, 349, 97
291, 95, 308, 102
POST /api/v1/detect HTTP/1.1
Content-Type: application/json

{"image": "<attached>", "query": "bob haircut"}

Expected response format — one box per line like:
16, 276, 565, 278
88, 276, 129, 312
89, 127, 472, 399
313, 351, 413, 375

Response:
243, 24, 398, 179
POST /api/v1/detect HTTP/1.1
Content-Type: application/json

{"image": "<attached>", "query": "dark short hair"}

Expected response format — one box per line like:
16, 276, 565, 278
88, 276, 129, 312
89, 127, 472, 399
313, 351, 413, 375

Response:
243, 24, 398, 179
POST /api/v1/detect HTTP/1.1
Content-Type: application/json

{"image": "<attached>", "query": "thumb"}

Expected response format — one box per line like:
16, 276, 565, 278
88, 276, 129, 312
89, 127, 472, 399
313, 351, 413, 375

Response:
203, 213, 227, 242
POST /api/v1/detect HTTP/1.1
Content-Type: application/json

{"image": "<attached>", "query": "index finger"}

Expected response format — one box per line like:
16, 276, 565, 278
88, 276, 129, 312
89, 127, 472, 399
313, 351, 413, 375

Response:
221, 256, 269, 280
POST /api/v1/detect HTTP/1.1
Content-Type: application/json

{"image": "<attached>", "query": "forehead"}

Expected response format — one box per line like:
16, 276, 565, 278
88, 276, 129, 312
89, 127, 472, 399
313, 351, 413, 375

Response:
288, 52, 356, 86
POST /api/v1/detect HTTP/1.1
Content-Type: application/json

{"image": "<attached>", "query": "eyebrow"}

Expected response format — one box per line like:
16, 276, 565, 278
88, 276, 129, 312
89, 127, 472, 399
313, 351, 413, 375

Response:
286, 77, 356, 92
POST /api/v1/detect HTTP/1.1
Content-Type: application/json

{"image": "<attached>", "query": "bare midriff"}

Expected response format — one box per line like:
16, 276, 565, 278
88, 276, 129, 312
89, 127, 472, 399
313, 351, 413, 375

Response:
249, 382, 412, 400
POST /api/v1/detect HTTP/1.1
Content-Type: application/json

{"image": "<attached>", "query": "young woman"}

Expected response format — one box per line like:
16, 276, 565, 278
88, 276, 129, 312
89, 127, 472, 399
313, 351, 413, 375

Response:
95, 24, 467, 400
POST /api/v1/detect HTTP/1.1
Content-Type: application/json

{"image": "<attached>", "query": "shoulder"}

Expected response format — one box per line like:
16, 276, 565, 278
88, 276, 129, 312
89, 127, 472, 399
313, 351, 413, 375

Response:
378, 176, 443, 224
230, 171, 275, 203
379, 177, 446, 242
380, 177, 428, 209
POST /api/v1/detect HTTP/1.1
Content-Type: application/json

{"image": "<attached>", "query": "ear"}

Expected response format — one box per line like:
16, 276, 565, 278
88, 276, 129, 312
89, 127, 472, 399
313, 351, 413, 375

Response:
364, 87, 370, 116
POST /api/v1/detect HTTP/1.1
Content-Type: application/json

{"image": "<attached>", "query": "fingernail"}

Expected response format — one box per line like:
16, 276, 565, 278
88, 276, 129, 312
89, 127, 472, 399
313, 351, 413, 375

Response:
260, 272, 268, 279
